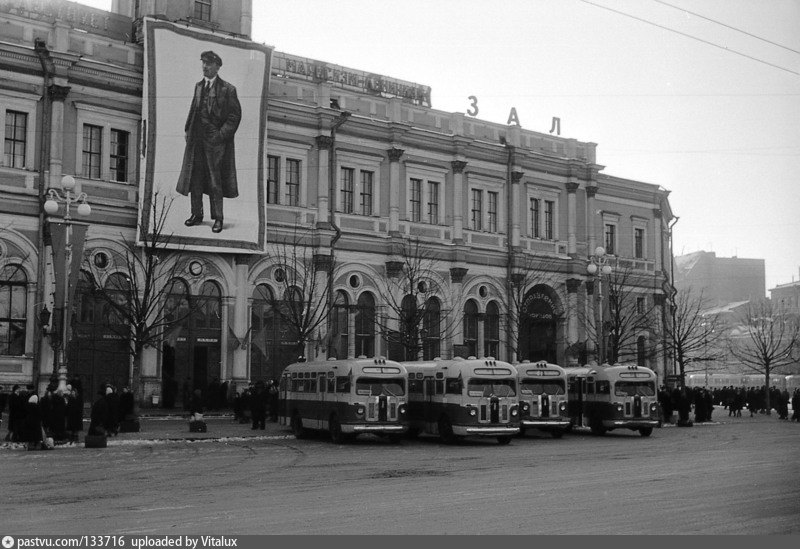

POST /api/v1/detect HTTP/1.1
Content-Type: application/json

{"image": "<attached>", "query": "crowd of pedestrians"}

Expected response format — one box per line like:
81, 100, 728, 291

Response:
1, 380, 85, 450
658, 384, 800, 425
232, 379, 280, 429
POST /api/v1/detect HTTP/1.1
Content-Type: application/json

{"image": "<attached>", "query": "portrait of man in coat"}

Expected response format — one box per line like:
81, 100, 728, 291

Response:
176, 50, 242, 234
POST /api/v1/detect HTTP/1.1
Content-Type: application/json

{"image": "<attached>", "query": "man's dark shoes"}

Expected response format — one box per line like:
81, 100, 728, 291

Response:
212, 219, 223, 233
184, 215, 203, 227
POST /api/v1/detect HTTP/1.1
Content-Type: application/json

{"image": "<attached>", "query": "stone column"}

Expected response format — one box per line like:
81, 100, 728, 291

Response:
510, 171, 524, 248
315, 135, 332, 225
586, 185, 598, 254
451, 160, 467, 243
566, 182, 579, 256
388, 147, 404, 234
566, 279, 581, 365
585, 279, 598, 363
48, 85, 70, 187
653, 209, 663, 273
231, 258, 250, 389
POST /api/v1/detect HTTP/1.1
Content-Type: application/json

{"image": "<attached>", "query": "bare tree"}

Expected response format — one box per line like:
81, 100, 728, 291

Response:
86, 194, 196, 406
376, 238, 461, 361
664, 287, 725, 387
258, 226, 335, 360
728, 299, 799, 415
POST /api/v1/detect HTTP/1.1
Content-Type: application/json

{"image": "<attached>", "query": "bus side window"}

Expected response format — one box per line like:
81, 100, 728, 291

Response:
435, 380, 444, 395
319, 375, 326, 393
408, 379, 423, 394
336, 376, 351, 393
596, 380, 610, 394
445, 378, 462, 394
424, 378, 435, 396
586, 380, 595, 395
327, 378, 336, 393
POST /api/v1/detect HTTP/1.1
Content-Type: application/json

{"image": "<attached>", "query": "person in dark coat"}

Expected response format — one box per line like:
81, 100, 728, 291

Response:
6, 384, 25, 442
176, 50, 241, 234
119, 387, 135, 423
791, 389, 800, 422
249, 381, 267, 430
676, 387, 692, 426
88, 387, 111, 437
66, 386, 83, 442
104, 386, 120, 435
47, 389, 68, 441
23, 393, 43, 450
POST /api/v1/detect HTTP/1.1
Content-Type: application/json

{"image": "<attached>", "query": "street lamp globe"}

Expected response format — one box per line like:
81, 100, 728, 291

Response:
586, 263, 598, 275
601, 264, 612, 275
594, 246, 606, 257
44, 199, 59, 215
77, 202, 91, 217
61, 174, 76, 191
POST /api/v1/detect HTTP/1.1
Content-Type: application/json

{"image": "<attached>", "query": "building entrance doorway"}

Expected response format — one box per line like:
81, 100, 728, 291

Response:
519, 285, 560, 364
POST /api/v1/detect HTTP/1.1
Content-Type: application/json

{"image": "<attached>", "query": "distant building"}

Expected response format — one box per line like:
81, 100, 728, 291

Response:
674, 251, 765, 306
769, 273, 800, 317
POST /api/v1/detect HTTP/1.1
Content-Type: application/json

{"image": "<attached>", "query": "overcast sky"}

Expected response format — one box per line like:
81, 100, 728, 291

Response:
79, 0, 800, 293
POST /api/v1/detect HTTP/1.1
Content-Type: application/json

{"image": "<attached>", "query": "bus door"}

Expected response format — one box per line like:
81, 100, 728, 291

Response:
424, 377, 436, 426
568, 375, 585, 426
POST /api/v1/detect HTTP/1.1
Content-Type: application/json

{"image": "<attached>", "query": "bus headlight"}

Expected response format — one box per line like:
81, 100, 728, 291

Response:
521, 402, 530, 413
467, 406, 477, 417
650, 403, 658, 413
398, 404, 407, 415
559, 402, 567, 413
355, 405, 365, 417
510, 406, 519, 417
616, 404, 624, 412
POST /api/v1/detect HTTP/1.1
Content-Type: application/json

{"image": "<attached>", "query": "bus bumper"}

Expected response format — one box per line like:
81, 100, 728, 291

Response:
455, 425, 520, 437
603, 419, 659, 429
521, 419, 571, 429
345, 424, 407, 434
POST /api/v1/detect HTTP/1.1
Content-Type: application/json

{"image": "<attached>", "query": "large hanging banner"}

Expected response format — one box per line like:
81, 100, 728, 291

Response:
139, 19, 272, 252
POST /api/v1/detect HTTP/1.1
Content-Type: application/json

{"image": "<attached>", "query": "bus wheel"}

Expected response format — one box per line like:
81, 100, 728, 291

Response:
388, 434, 403, 444
550, 429, 564, 439
406, 427, 420, 439
438, 417, 457, 444
518, 427, 527, 437
497, 435, 512, 445
330, 416, 346, 444
590, 424, 606, 436
638, 427, 653, 437
291, 414, 307, 439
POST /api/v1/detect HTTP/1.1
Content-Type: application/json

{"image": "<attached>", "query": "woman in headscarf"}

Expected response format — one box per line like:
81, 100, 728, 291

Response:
23, 393, 44, 450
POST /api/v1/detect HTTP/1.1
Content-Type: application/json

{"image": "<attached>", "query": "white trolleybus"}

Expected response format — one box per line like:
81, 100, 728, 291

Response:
402, 357, 520, 444
514, 361, 571, 438
278, 357, 409, 443
566, 364, 660, 437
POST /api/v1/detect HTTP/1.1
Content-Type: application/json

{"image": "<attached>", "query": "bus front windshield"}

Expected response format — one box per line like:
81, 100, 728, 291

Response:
614, 381, 655, 397
355, 377, 405, 396
467, 378, 516, 397
520, 379, 565, 395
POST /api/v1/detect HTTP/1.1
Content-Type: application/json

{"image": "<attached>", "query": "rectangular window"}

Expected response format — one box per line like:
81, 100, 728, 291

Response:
267, 155, 279, 204
360, 171, 373, 216
544, 200, 554, 240
4, 110, 27, 168
605, 224, 617, 255
634, 228, 644, 259
82, 124, 102, 179
530, 198, 540, 238
410, 178, 422, 222
194, 0, 211, 21
487, 191, 498, 232
285, 158, 300, 206
340, 167, 354, 214
428, 181, 439, 224
637, 297, 645, 314
471, 189, 483, 231
109, 129, 129, 182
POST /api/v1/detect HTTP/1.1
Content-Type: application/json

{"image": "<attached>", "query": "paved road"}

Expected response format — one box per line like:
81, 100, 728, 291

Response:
1, 414, 798, 535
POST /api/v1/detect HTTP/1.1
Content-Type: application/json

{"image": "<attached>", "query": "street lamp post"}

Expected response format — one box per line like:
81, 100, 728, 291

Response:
44, 174, 91, 392
587, 246, 613, 365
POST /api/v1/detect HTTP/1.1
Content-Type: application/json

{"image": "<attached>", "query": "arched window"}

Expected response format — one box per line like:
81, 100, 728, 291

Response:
102, 272, 131, 326
195, 280, 221, 330
423, 297, 441, 360
76, 270, 97, 324
355, 292, 375, 357
164, 278, 190, 324
484, 301, 500, 358
463, 299, 479, 357
331, 290, 349, 359
0, 264, 27, 356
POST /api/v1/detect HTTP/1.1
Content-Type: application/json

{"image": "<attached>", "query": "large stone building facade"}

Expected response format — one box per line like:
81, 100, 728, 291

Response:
0, 0, 675, 405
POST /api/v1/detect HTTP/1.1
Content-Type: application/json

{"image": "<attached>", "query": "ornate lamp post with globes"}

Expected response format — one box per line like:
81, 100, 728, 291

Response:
587, 246, 613, 365
43, 174, 91, 391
